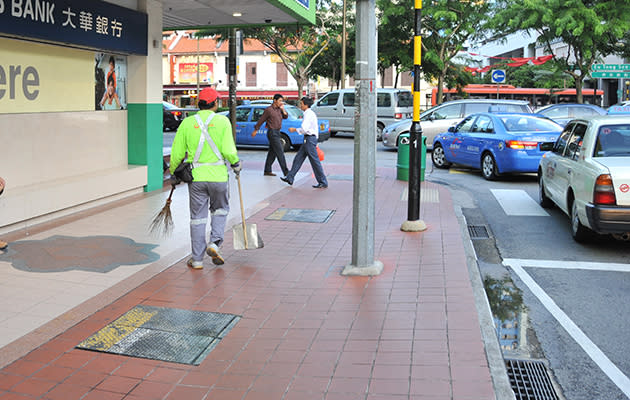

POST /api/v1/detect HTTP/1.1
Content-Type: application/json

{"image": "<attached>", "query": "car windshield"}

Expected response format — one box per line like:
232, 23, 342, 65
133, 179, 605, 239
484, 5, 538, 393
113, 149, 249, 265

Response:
499, 115, 561, 132
594, 125, 630, 157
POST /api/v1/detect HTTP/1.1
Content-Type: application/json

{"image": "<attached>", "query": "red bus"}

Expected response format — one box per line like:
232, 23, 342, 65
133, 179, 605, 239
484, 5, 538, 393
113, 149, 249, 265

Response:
431, 84, 603, 109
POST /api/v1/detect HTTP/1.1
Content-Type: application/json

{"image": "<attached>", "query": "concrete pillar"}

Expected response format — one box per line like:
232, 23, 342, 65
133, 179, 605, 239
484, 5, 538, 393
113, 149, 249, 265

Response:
127, 0, 164, 192
342, 0, 383, 276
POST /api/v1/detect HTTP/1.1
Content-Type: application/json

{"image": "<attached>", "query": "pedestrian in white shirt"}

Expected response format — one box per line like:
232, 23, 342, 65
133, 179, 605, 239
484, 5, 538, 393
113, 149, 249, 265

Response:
281, 97, 328, 188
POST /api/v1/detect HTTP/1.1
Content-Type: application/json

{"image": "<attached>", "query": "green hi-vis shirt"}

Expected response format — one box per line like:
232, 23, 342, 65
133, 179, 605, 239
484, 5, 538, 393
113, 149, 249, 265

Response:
169, 110, 239, 182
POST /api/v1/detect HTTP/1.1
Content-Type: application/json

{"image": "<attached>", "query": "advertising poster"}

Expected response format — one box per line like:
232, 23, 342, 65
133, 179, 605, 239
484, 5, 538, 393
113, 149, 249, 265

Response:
178, 63, 214, 84
95, 53, 127, 110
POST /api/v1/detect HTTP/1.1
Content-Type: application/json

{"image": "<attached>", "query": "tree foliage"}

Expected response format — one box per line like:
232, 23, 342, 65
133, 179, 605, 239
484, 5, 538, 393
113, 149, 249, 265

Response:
490, 0, 630, 103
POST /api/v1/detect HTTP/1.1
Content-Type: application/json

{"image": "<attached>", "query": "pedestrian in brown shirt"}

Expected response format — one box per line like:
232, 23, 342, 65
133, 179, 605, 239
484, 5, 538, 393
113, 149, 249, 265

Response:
252, 93, 289, 176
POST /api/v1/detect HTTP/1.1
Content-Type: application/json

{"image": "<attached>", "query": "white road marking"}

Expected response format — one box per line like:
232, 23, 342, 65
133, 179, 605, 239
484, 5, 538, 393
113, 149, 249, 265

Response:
491, 189, 549, 216
504, 258, 630, 397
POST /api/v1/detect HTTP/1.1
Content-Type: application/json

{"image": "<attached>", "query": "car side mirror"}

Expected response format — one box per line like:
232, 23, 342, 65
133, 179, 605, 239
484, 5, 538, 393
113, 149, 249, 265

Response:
448, 126, 456, 133
540, 142, 555, 151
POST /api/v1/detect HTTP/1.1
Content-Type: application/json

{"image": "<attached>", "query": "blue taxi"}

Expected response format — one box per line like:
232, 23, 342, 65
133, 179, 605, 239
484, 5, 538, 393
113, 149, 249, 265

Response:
220, 103, 330, 152
431, 113, 563, 180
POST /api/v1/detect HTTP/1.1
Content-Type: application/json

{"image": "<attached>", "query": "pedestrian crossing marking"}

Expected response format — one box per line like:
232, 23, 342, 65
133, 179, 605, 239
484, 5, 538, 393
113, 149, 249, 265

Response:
490, 189, 549, 216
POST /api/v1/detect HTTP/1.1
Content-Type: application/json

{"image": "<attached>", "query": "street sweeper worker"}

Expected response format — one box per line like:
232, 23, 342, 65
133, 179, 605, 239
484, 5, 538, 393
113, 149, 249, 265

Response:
169, 87, 241, 269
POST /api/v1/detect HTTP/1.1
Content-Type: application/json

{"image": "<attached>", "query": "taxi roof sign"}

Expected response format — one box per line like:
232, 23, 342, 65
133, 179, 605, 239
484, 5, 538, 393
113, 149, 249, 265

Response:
607, 105, 630, 114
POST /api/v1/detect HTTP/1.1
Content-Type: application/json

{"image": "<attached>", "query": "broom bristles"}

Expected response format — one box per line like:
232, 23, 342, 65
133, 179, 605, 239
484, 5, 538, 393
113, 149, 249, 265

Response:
149, 200, 174, 236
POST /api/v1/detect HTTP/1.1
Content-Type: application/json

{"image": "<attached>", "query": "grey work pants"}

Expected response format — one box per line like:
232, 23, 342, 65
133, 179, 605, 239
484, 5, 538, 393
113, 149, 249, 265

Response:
188, 181, 230, 262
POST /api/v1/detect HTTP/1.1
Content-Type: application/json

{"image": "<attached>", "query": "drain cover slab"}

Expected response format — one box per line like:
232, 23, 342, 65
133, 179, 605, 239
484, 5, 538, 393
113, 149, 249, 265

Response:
265, 208, 335, 223
77, 305, 239, 365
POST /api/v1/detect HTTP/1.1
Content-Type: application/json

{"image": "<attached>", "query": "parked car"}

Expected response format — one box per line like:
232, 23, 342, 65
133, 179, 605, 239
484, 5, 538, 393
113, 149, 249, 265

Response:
311, 88, 413, 140
382, 99, 533, 150
535, 103, 606, 127
431, 112, 563, 180
538, 115, 630, 242
163, 101, 198, 131
219, 104, 330, 151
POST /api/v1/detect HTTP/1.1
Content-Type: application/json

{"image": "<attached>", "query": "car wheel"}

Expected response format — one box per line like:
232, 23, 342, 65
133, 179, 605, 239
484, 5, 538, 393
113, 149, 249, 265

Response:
481, 153, 498, 180
376, 123, 384, 141
330, 131, 337, 137
538, 173, 554, 208
280, 133, 291, 152
570, 199, 591, 242
431, 143, 451, 169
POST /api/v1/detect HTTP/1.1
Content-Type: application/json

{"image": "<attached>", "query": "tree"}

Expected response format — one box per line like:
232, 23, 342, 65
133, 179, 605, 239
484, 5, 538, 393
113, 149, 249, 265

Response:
422, 0, 494, 104
491, 0, 630, 103
376, 0, 413, 88
308, 1, 356, 89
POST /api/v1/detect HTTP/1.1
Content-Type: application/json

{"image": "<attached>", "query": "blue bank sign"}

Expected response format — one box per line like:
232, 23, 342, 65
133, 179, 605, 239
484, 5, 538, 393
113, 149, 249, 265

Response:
0, 0, 147, 55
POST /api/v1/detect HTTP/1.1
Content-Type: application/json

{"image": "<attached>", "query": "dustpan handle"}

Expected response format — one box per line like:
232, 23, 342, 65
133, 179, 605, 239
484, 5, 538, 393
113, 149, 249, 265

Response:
235, 174, 248, 249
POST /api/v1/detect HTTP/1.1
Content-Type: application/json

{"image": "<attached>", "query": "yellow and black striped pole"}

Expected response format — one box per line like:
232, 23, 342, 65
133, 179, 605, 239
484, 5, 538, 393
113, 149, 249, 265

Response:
402, 0, 427, 232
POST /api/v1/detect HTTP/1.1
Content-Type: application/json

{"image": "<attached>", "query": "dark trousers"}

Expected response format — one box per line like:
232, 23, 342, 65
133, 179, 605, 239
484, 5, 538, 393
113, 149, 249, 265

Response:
286, 135, 327, 186
265, 129, 289, 176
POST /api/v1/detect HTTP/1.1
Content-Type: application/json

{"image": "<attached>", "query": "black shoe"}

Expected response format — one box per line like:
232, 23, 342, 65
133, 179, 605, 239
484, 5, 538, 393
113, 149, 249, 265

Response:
280, 176, 293, 185
312, 183, 328, 188
264, 172, 276, 176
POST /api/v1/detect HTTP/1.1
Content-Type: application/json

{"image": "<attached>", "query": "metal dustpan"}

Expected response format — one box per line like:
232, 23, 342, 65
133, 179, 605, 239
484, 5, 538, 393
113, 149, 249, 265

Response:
233, 174, 264, 250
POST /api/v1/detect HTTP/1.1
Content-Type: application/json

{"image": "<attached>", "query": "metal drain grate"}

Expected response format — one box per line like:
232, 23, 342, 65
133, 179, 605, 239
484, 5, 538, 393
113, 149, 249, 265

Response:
505, 359, 559, 400
468, 225, 490, 239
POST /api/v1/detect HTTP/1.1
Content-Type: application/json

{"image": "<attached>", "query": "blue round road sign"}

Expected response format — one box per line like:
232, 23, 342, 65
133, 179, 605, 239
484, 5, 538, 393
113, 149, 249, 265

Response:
492, 69, 506, 83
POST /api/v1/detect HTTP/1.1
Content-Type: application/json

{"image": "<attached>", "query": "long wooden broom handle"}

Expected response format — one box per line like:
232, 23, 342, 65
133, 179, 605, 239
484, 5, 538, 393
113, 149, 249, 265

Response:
166, 184, 176, 206
236, 174, 248, 249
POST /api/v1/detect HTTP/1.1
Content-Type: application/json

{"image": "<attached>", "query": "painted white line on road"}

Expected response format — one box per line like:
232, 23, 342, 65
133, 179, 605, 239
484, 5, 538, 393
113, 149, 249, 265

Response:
504, 259, 630, 397
504, 258, 630, 273
491, 189, 549, 216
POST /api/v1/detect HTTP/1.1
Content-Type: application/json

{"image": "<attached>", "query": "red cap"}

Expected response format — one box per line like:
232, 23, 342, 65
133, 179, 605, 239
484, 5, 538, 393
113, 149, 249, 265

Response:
199, 87, 219, 103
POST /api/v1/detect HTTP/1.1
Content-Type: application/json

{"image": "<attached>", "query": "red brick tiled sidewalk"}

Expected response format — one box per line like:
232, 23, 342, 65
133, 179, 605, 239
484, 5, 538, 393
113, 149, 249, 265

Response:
0, 165, 494, 400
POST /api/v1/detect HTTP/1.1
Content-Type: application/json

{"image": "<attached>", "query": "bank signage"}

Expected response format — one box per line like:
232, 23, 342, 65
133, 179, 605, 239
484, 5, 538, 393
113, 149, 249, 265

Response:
0, 0, 147, 55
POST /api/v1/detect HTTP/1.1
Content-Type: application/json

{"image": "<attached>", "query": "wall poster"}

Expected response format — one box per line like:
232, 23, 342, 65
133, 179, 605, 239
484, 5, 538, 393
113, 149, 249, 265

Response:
95, 53, 127, 110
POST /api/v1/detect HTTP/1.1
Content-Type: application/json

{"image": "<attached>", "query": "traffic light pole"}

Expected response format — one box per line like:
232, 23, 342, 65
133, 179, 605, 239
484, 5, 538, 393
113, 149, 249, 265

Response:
402, 0, 427, 233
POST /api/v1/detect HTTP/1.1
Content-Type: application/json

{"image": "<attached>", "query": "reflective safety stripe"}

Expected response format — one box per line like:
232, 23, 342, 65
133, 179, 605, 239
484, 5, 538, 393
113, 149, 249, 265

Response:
211, 208, 229, 216
191, 218, 208, 225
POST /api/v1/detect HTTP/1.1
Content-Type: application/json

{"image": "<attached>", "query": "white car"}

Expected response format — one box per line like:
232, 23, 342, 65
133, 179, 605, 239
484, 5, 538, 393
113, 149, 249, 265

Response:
538, 115, 630, 242
381, 99, 532, 150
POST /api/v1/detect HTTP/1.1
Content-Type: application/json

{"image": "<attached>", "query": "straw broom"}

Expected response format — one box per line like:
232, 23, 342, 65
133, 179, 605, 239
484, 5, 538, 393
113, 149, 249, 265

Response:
149, 184, 176, 236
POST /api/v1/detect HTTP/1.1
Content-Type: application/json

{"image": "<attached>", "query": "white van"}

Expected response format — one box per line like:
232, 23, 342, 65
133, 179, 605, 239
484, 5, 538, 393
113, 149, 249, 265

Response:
312, 88, 413, 139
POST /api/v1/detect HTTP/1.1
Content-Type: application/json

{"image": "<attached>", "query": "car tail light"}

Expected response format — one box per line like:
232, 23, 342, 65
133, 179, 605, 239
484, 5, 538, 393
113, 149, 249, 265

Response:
171, 111, 182, 117
506, 140, 538, 150
395, 113, 403, 119
593, 174, 616, 205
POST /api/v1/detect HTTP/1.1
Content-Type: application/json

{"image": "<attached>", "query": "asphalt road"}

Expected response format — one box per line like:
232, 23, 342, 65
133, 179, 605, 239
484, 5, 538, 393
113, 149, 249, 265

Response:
425, 159, 630, 400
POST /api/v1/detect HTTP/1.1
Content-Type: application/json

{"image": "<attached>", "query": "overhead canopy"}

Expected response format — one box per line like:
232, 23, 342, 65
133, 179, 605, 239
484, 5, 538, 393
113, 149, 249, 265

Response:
161, 0, 315, 30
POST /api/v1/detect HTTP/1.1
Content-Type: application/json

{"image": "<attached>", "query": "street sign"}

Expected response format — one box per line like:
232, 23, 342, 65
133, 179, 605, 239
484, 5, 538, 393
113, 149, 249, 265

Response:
592, 64, 630, 71
591, 71, 630, 79
491, 69, 506, 83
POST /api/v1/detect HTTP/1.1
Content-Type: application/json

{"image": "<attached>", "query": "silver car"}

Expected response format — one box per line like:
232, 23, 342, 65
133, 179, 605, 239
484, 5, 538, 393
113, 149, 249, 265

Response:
382, 99, 533, 150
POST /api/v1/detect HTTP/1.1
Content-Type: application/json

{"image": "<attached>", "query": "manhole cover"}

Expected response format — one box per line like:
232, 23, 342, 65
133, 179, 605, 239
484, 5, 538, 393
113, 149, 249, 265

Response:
265, 208, 335, 223
77, 305, 239, 365
505, 358, 560, 400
